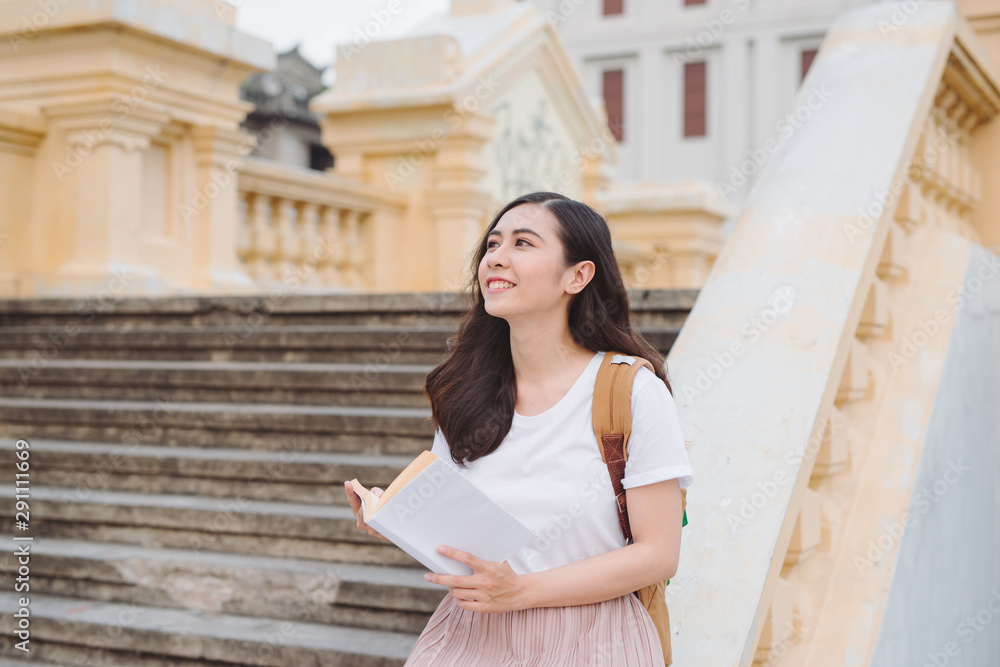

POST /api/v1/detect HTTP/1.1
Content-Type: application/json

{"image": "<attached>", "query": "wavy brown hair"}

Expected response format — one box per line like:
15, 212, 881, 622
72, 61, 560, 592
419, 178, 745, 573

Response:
424, 192, 671, 468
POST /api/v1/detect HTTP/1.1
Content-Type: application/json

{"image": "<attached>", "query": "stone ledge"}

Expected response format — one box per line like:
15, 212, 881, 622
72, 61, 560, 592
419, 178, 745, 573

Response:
0, 592, 417, 666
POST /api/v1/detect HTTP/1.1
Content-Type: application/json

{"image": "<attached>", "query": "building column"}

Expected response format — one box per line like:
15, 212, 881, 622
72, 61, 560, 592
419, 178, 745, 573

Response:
426, 113, 495, 291
0, 111, 45, 296
721, 36, 752, 193
638, 45, 662, 181
189, 125, 257, 291
39, 99, 170, 294
751, 32, 782, 150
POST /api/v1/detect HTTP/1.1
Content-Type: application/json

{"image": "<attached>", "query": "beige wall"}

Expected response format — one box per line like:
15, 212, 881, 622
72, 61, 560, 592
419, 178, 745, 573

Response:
957, 0, 1000, 252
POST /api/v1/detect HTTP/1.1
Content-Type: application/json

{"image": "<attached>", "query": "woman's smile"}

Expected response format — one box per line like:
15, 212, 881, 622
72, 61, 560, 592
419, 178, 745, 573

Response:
486, 279, 517, 292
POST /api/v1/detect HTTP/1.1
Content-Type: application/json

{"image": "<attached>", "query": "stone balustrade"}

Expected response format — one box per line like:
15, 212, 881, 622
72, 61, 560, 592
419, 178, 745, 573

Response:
236, 158, 406, 291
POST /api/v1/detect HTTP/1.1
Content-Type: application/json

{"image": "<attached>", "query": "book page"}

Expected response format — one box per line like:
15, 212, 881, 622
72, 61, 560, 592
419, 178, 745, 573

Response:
349, 450, 437, 521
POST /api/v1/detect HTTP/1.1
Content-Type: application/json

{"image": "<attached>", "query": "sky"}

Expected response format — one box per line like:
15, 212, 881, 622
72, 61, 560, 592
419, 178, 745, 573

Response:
233, 0, 452, 86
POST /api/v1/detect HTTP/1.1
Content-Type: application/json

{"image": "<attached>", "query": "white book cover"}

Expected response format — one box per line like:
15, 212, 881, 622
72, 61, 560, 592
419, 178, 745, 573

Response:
349, 451, 537, 575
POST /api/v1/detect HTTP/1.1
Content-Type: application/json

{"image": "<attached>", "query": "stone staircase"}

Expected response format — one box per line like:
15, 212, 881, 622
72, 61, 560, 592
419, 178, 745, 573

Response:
0, 289, 696, 666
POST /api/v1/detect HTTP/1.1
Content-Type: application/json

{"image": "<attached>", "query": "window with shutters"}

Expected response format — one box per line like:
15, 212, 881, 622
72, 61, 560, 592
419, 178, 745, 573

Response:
603, 0, 623, 15
801, 48, 818, 83
603, 68, 625, 142
683, 61, 706, 138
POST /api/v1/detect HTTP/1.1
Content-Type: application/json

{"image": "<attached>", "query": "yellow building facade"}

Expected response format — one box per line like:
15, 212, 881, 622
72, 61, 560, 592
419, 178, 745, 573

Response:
0, 1, 999, 665
0, 0, 733, 298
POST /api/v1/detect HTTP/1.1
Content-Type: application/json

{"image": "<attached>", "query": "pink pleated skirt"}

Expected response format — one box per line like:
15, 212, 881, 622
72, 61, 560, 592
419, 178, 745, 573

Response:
403, 591, 664, 666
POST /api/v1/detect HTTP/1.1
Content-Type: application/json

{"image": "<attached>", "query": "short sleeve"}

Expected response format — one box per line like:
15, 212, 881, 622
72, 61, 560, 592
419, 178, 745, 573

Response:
431, 426, 449, 459
621, 367, 694, 490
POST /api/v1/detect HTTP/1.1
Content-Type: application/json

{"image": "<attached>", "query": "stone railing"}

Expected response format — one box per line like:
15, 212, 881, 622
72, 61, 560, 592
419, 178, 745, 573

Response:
237, 158, 406, 291
600, 182, 734, 290
667, 4, 1000, 665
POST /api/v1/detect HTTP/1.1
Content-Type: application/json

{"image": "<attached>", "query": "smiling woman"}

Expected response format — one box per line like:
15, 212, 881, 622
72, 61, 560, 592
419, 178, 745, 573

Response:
376, 192, 693, 666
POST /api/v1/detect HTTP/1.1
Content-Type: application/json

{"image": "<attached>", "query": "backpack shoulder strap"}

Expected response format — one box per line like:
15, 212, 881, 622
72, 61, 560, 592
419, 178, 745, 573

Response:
593, 351, 689, 543
592, 351, 655, 459
592, 351, 654, 544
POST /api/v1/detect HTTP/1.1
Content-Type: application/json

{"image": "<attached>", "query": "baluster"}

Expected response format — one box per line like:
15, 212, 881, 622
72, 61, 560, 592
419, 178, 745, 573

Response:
249, 194, 275, 281
236, 192, 252, 265
340, 210, 365, 289
274, 198, 298, 285
320, 207, 343, 286
298, 202, 322, 288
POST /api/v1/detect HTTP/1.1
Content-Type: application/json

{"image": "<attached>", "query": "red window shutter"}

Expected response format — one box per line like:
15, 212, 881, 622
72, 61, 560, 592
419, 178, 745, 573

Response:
603, 0, 623, 15
684, 0, 707, 5
683, 61, 706, 138
603, 69, 625, 142
801, 49, 818, 83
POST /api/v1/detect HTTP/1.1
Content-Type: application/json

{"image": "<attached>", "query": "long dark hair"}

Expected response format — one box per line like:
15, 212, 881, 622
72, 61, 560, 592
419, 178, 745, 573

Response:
424, 192, 671, 468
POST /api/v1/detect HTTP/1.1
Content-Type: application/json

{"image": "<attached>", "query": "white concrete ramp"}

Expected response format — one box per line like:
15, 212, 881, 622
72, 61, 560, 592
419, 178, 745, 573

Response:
665, 2, 1000, 664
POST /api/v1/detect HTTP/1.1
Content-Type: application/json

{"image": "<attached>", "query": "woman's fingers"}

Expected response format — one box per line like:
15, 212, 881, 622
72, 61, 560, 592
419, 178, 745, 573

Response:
344, 482, 361, 510
344, 482, 365, 525
344, 482, 389, 541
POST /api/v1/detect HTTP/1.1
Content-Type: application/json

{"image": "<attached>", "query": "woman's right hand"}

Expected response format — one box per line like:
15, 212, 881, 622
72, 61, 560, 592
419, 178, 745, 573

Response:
344, 481, 391, 542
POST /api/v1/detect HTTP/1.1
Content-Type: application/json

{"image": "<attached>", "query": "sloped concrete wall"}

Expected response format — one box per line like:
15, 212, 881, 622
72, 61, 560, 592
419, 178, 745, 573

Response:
871, 244, 1000, 667
666, 2, 962, 663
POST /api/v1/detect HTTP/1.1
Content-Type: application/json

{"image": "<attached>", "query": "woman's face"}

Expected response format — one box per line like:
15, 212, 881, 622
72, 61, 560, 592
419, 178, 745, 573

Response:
477, 203, 592, 321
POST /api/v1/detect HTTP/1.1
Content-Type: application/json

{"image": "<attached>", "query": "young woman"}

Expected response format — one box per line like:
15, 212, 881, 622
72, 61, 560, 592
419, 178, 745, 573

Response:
345, 191, 693, 665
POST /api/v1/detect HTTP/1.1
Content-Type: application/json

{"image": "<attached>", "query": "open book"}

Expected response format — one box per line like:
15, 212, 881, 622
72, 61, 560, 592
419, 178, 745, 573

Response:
349, 450, 537, 575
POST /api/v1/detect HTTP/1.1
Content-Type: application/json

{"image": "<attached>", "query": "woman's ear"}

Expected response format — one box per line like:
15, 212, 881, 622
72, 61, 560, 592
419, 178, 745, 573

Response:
566, 260, 596, 295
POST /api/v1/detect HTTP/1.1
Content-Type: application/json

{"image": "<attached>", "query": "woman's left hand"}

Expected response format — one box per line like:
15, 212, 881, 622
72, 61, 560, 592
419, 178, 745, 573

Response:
424, 545, 528, 613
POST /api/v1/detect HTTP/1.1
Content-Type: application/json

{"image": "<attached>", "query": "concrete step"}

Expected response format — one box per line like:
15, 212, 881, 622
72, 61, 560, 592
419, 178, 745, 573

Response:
0, 359, 434, 408
0, 289, 695, 329
0, 291, 469, 327
0, 487, 418, 567
0, 537, 444, 634
0, 324, 455, 364
0, 398, 433, 455
0, 593, 418, 666
633, 326, 680, 354
0, 323, 682, 366
0, 288, 697, 666
0, 440, 413, 504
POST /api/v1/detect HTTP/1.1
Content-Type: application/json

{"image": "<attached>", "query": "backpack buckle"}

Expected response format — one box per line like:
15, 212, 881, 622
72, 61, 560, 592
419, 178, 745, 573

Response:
610, 354, 636, 365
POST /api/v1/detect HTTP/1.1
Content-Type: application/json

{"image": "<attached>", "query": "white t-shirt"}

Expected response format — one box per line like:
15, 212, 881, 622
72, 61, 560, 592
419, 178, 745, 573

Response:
430, 349, 693, 575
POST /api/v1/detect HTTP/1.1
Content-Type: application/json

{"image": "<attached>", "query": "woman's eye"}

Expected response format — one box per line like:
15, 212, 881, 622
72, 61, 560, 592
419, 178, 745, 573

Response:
486, 238, 531, 248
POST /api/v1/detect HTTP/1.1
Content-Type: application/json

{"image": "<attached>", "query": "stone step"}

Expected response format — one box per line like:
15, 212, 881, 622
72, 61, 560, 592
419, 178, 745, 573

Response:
0, 289, 695, 329
0, 291, 469, 328
0, 323, 682, 366
0, 324, 455, 364
0, 398, 434, 455
0, 592, 418, 666
0, 359, 434, 408
0, 537, 444, 634
0, 440, 414, 504
0, 288, 697, 666
0, 486, 418, 567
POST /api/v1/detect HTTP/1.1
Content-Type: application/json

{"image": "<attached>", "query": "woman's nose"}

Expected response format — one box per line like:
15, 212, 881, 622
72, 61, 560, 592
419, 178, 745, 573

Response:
489, 244, 509, 267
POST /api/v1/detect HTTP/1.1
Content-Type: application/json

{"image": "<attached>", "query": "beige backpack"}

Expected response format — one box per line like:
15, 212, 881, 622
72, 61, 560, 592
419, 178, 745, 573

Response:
592, 350, 688, 666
